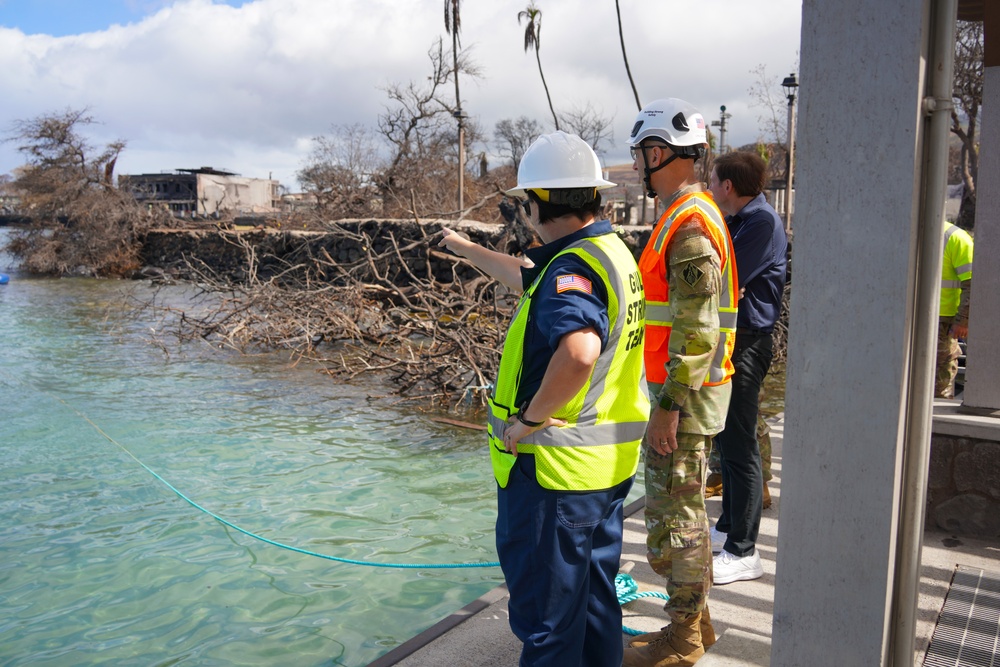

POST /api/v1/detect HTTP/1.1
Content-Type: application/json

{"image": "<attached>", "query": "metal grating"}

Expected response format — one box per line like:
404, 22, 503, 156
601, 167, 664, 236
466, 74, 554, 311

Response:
925, 566, 1000, 667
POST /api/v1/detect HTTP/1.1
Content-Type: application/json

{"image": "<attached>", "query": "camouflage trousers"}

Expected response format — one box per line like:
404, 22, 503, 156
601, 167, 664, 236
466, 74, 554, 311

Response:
643, 433, 712, 619
709, 412, 772, 483
935, 317, 962, 399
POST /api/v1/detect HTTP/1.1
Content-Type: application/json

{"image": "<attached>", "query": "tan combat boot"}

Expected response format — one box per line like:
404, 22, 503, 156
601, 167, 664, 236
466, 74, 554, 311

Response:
704, 472, 723, 498
629, 605, 715, 649
700, 604, 716, 648
623, 612, 704, 666
762, 482, 772, 509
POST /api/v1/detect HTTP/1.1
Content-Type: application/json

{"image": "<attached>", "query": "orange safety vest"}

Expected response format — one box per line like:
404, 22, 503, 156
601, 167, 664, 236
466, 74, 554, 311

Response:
639, 189, 738, 386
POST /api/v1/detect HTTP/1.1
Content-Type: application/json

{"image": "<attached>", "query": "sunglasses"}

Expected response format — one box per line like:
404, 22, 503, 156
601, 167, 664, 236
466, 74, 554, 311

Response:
521, 199, 531, 215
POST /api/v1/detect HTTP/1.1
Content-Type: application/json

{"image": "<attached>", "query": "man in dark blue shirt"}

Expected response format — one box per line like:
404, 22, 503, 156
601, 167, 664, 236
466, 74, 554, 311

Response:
707, 151, 787, 584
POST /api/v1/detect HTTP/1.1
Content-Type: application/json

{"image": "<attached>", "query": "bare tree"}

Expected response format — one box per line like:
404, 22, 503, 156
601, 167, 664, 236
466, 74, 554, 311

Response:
746, 62, 800, 186
747, 63, 787, 147
615, 0, 641, 111
951, 20, 983, 230
4, 108, 170, 276
298, 124, 382, 218
494, 116, 543, 170
559, 102, 614, 155
518, 2, 559, 130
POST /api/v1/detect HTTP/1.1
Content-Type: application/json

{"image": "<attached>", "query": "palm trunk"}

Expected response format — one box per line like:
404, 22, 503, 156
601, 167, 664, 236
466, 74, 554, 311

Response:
452, 29, 464, 211
535, 50, 559, 130
616, 0, 641, 110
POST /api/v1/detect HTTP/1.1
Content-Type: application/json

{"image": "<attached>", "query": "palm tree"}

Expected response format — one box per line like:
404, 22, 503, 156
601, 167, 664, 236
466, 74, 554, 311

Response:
518, 2, 559, 130
444, 0, 466, 211
615, 0, 641, 111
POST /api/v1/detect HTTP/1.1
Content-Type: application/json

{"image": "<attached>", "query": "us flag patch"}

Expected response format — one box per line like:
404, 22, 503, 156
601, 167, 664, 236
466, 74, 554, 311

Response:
556, 274, 593, 294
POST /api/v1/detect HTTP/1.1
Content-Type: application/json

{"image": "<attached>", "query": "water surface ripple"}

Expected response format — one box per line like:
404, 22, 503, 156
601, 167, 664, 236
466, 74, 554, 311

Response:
0, 267, 503, 666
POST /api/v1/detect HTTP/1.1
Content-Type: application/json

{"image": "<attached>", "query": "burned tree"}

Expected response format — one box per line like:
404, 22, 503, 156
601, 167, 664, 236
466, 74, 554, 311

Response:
4, 108, 171, 276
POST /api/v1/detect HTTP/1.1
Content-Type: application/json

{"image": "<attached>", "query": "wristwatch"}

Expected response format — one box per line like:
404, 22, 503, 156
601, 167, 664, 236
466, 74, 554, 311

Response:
516, 401, 545, 427
658, 394, 681, 412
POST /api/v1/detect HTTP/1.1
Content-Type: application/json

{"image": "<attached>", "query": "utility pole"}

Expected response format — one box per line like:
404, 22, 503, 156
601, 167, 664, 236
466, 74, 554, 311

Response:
711, 105, 732, 154
782, 73, 799, 233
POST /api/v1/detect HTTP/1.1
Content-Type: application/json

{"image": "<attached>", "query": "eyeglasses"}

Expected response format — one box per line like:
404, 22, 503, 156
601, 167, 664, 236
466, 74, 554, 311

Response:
521, 199, 531, 215
630, 143, 670, 161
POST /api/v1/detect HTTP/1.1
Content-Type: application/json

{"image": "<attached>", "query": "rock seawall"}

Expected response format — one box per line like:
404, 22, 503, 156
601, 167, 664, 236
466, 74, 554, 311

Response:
141, 218, 652, 284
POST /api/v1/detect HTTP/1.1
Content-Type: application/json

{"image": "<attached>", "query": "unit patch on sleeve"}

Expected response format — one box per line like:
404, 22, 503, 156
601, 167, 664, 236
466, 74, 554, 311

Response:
556, 274, 593, 294
681, 263, 705, 287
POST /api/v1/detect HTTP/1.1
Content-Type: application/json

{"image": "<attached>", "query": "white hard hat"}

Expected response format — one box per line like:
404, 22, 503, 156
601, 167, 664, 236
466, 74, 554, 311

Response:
629, 98, 708, 148
506, 131, 615, 197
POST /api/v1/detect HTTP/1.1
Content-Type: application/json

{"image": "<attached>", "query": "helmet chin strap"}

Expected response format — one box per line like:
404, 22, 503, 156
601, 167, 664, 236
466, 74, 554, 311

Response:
640, 145, 681, 199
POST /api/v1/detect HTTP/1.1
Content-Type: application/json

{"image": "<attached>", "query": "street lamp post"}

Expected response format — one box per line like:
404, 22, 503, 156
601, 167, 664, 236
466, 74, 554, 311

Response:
782, 73, 799, 233
711, 104, 732, 154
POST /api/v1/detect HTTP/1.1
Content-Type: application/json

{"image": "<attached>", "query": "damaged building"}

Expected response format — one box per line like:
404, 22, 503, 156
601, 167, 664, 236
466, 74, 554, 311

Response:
120, 167, 281, 217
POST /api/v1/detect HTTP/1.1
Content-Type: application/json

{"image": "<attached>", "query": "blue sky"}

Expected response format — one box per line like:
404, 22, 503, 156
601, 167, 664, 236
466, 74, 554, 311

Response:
0, 0, 244, 36
0, 0, 802, 190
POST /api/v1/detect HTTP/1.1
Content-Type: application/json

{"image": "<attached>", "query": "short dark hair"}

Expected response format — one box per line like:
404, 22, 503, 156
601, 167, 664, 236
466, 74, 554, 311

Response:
527, 189, 604, 224
713, 151, 767, 198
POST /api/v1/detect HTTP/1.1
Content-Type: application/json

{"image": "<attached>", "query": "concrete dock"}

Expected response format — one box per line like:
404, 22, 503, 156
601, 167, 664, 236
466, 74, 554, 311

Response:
369, 414, 1000, 666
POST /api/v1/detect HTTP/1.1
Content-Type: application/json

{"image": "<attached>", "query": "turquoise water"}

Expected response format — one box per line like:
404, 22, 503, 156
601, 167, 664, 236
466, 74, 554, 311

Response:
0, 246, 507, 665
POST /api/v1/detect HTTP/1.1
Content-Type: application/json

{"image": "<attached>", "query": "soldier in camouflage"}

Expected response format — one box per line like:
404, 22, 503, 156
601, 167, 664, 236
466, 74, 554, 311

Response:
624, 98, 736, 667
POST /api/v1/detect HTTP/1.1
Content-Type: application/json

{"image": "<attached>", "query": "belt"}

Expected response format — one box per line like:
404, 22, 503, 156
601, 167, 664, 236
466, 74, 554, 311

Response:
736, 327, 772, 336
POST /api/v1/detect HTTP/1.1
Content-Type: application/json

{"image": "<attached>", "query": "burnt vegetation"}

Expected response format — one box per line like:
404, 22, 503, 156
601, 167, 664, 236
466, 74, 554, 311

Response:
128, 221, 527, 408
4, 109, 174, 276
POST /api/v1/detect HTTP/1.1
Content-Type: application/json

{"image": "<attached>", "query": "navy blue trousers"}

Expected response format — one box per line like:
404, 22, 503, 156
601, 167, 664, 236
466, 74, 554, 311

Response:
496, 453, 632, 667
714, 332, 772, 557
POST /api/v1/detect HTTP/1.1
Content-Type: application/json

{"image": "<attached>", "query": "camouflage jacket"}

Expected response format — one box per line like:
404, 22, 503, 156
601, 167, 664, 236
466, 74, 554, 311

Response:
649, 186, 732, 436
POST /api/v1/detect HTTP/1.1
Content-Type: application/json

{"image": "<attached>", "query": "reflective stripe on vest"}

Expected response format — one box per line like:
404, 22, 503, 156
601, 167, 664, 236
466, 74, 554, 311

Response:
639, 190, 738, 386
940, 222, 973, 318
487, 232, 649, 491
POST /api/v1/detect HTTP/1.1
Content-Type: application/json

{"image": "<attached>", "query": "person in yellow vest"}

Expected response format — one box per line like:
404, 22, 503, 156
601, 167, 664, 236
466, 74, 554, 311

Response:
936, 221, 974, 398
438, 131, 649, 667
623, 98, 737, 667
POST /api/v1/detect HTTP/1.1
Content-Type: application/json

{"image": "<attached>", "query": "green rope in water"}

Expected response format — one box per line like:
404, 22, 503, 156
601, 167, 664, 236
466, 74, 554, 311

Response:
45, 387, 500, 570
616, 573, 670, 636
22, 376, 672, 636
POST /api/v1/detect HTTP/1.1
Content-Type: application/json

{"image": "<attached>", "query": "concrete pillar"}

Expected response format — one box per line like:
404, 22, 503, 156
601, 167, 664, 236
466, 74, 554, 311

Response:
962, 5, 1000, 411
771, 1, 930, 664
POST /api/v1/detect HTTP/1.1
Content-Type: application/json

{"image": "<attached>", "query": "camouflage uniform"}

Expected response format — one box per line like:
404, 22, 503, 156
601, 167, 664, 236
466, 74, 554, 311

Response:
644, 199, 731, 619
757, 413, 772, 483
936, 317, 964, 399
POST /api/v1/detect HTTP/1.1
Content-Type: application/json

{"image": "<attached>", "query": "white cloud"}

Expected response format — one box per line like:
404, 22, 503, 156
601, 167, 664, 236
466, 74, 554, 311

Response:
0, 0, 802, 190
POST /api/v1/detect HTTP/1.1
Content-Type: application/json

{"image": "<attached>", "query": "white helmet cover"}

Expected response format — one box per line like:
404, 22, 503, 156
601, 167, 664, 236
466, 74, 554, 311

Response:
506, 131, 615, 197
629, 98, 708, 148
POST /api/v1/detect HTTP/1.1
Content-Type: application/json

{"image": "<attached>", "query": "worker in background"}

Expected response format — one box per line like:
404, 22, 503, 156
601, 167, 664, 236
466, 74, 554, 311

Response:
623, 98, 737, 667
438, 131, 649, 667
706, 151, 787, 585
936, 221, 974, 398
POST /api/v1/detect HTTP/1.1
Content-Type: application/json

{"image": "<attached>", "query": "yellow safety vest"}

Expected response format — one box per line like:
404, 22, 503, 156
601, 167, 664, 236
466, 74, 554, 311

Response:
940, 222, 973, 318
486, 232, 650, 491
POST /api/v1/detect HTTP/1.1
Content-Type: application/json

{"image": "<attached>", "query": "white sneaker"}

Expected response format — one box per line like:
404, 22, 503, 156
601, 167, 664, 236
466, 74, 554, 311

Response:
713, 549, 763, 584
710, 525, 727, 554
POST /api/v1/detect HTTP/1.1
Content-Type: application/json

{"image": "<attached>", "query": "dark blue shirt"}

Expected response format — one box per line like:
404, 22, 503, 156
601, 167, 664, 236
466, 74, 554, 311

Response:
727, 194, 787, 332
514, 220, 613, 406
